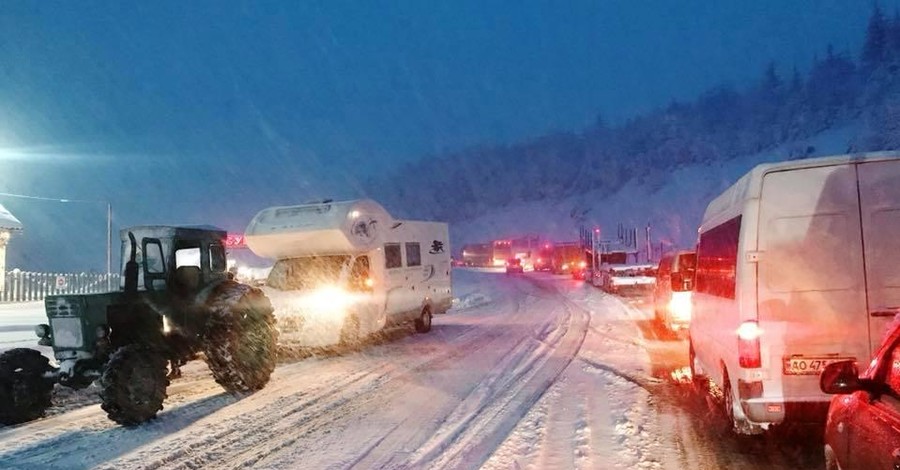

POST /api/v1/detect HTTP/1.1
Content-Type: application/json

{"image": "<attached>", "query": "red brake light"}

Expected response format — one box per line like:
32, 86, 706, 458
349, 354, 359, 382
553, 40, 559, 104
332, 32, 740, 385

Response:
737, 321, 762, 368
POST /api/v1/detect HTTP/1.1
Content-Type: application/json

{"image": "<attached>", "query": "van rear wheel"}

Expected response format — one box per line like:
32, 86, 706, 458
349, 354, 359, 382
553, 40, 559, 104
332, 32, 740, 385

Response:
688, 340, 707, 390
722, 369, 736, 430
415, 307, 432, 333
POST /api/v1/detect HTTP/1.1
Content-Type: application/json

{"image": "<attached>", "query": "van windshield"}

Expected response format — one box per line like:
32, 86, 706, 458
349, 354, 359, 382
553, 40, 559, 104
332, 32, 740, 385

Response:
266, 255, 351, 291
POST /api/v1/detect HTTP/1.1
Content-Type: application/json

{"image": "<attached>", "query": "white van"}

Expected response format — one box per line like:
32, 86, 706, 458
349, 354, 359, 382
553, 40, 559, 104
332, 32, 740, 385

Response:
245, 199, 452, 347
690, 152, 900, 434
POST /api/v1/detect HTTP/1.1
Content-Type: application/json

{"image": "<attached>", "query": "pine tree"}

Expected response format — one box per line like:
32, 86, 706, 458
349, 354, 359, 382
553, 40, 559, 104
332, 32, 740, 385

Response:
790, 65, 804, 94
863, 4, 888, 70
761, 61, 782, 95
888, 10, 900, 63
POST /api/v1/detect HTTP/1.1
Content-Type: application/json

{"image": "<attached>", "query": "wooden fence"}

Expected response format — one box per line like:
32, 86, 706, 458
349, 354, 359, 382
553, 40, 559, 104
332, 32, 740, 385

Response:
0, 271, 120, 303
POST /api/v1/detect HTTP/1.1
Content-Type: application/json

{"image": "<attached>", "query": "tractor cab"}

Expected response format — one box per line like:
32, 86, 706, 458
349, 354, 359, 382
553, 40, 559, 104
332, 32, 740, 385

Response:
121, 225, 230, 297
1, 224, 278, 427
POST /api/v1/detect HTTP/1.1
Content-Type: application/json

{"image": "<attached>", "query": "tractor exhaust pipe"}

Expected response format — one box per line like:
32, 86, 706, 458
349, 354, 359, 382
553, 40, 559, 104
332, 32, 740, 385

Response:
124, 232, 139, 295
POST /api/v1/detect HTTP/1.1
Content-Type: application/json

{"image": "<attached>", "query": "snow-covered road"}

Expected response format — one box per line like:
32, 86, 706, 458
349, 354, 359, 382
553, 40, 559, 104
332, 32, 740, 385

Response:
0, 301, 52, 355
0, 271, 824, 469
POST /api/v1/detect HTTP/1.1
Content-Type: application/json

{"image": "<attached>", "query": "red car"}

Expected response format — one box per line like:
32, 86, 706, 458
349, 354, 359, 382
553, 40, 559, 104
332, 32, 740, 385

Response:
821, 321, 900, 470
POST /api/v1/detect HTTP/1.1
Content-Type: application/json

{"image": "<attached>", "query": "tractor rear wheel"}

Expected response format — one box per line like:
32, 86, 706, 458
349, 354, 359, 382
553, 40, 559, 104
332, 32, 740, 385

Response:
0, 348, 54, 425
100, 344, 169, 426
204, 282, 278, 393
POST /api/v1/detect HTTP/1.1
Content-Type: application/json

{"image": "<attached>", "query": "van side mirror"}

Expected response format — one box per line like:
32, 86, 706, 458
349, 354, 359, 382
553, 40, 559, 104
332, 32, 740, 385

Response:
820, 360, 863, 394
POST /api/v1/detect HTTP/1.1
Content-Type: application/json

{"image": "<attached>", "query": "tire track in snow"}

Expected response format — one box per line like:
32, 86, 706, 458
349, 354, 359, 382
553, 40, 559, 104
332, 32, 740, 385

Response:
247, 286, 545, 469
103, 286, 530, 469
408, 291, 590, 468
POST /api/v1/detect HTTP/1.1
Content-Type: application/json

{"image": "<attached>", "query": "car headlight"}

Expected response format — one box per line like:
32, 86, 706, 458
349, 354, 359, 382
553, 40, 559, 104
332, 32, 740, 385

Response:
298, 286, 363, 315
668, 291, 693, 322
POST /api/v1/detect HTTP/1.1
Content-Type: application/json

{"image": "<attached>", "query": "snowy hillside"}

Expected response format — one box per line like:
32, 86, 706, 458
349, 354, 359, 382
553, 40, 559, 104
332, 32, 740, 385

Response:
451, 125, 860, 250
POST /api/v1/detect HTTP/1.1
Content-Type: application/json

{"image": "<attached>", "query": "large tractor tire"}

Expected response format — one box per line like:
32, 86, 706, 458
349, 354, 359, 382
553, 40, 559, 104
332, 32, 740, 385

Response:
204, 282, 278, 393
0, 348, 54, 425
99, 344, 169, 426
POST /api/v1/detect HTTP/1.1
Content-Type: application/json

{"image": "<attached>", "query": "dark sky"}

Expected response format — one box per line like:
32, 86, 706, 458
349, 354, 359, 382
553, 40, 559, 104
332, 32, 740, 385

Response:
0, 0, 895, 271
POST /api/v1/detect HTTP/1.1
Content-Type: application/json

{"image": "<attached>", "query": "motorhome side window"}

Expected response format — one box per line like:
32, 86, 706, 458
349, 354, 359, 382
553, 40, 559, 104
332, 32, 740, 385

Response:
385, 244, 402, 269
696, 216, 741, 299
406, 243, 421, 267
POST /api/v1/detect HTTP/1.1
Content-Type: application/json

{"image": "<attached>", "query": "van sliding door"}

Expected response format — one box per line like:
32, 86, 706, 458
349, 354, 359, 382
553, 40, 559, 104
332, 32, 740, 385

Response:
857, 160, 900, 353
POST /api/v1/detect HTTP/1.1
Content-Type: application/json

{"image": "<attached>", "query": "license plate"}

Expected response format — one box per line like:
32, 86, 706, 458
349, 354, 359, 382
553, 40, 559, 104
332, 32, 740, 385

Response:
783, 357, 853, 375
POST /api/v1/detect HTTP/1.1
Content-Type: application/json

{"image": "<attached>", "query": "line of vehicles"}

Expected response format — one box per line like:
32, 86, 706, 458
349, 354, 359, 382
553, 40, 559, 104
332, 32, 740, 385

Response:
482, 151, 900, 467
0, 199, 451, 427
461, 238, 586, 275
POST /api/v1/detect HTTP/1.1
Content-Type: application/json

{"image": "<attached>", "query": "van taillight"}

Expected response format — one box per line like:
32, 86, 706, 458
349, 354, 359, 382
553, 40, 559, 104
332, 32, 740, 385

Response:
737, 320, 762, 368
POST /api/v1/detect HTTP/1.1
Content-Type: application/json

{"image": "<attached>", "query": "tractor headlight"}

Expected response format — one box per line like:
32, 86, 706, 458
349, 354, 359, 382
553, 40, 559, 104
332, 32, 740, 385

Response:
34, 324, 51, 338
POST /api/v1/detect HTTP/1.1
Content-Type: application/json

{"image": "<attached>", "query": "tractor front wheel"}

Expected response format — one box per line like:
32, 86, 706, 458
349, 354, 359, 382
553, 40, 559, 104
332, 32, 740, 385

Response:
0, 348, 54, 425
204, 282, 278, 393
99, 344, 169, 426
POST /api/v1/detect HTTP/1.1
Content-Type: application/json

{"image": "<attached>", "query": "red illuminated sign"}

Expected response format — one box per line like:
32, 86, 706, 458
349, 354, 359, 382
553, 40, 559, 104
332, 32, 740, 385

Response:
225, 233, 246, 249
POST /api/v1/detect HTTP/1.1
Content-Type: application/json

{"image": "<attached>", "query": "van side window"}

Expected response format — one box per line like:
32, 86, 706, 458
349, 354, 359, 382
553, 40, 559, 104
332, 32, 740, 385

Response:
406, 243, 421, 267
385, 244, 402, 269
696, 216, 741, 299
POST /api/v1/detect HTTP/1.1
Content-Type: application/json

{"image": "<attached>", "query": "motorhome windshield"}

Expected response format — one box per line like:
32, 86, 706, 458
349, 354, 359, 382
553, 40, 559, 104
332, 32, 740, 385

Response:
266, 255, 352, 291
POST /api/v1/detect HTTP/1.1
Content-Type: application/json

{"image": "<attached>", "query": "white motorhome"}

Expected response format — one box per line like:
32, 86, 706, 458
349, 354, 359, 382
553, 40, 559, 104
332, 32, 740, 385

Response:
245, 199, 452, 347
690, 152, 900, 434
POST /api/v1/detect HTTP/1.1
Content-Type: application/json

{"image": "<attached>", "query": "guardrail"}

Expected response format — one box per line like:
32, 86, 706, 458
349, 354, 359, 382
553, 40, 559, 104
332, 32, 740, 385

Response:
0, 271, 120, 303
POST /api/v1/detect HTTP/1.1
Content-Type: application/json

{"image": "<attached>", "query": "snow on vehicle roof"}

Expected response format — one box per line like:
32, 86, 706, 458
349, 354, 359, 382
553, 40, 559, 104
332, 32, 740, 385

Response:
0, 203, 21, 230
701, 151, 900, 230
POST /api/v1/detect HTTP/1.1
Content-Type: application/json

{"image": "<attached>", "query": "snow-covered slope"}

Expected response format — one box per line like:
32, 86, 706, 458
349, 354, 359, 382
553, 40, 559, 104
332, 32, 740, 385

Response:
452, 125, 860, 250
